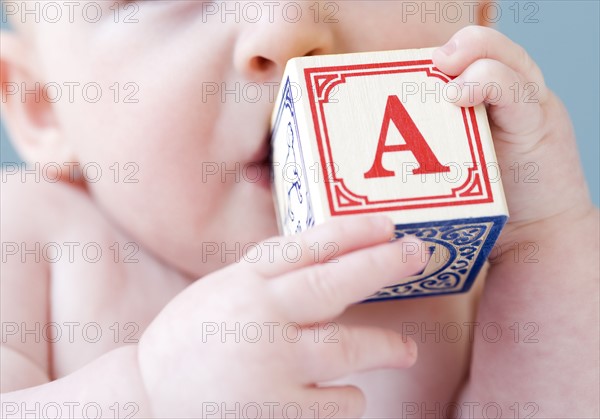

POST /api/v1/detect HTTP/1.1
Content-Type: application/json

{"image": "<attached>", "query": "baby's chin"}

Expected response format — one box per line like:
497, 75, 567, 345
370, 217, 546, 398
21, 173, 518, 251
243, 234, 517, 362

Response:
78, 156, 278, 278
117, 193, 278, 279
179, 213, 280, 279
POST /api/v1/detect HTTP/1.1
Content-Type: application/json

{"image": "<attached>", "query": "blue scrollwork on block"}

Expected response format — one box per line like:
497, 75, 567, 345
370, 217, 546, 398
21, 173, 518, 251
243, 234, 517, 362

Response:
364, 216, 507, 301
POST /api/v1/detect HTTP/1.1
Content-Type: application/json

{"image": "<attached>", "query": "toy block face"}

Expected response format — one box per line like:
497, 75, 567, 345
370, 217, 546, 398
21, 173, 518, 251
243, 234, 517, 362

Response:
271, 49, 508, 300
271, 77, 316, 235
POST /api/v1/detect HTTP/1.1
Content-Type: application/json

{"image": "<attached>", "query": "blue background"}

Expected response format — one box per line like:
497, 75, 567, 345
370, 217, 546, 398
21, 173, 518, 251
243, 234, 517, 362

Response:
1, 1, 598, 204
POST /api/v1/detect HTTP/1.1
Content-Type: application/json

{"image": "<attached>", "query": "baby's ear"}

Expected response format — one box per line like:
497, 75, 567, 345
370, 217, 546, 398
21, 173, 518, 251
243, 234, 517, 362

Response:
0, 30, 75, 165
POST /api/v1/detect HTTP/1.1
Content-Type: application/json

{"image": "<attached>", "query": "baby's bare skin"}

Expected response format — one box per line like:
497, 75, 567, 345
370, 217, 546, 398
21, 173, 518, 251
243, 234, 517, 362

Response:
1, 178, 190, 379
2, 174, 478, 418
1, 2, 598, 418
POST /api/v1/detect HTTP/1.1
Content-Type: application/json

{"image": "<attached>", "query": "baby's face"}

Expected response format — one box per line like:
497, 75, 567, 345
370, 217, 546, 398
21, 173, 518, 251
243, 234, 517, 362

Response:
27, 1, 476, 277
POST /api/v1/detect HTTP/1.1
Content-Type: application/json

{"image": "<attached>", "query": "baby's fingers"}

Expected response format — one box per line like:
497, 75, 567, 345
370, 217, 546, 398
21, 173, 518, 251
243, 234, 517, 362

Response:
240, 215, 395, 278
432, 25, 547, 99
451, 58, 545, 142
269, 237, 427, 323
298, 325, 417, 383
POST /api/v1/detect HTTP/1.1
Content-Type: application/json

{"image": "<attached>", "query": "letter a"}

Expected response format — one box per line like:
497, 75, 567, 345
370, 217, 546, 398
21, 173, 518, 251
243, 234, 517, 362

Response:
364, 95, 450, 178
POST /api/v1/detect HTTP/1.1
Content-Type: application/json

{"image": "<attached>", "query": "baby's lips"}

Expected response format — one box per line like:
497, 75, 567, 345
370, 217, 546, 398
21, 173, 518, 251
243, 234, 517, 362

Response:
248, 133, 272, 165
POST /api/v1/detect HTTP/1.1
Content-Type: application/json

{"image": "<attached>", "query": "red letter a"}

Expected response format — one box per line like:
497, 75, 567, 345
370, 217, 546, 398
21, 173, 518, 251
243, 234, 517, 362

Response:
364, 95, 450, 179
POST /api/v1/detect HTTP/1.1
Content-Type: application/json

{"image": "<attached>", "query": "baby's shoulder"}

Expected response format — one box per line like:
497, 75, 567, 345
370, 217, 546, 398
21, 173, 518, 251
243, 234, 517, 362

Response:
1, 173, 115, 244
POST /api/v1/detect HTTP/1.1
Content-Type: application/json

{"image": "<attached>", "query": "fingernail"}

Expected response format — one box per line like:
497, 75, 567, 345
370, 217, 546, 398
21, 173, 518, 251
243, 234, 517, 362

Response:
369, 215, 394, 234
438, 40, 456, 56
406, 338, 418, 366
397, 235, 423, 248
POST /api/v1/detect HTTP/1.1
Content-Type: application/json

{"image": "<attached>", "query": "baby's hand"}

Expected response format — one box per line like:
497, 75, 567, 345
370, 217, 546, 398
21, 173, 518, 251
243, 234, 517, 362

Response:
433, 26, 594, 243
137, 216, 427, 418
432, 28, 599, 417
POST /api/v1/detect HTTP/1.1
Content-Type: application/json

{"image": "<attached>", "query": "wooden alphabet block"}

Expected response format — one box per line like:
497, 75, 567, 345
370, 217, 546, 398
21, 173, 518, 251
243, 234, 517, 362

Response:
270, 48, 508, 301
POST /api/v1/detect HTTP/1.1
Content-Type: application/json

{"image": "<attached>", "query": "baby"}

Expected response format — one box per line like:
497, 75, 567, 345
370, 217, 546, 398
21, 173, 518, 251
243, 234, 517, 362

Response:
1, 1, 598, 418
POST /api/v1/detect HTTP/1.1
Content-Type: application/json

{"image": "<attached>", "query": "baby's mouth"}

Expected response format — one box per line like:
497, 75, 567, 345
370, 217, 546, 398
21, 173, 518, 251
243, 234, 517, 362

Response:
245, 135, 272, 190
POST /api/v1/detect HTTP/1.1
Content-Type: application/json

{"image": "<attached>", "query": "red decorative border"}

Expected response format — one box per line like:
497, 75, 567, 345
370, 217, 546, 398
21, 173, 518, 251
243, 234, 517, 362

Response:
304, 60, 494, 215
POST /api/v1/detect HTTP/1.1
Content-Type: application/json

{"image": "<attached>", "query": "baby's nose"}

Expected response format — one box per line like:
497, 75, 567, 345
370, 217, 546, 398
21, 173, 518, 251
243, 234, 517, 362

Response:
233, 4, 336, 81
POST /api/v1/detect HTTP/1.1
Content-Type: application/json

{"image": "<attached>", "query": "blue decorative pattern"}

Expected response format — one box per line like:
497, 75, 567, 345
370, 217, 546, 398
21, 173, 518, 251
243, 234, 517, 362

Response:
364, 216, 507, 301
271, 77, 315, 235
